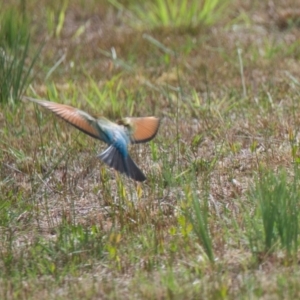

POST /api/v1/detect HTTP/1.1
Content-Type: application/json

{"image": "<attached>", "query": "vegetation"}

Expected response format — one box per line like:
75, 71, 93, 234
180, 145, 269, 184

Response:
0, 6, 41, 104
1, 0, 300, 298
110, 0, 229, 29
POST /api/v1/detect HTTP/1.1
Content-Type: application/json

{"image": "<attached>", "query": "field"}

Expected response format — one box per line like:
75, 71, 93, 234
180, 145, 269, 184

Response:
1, 0, 300, 298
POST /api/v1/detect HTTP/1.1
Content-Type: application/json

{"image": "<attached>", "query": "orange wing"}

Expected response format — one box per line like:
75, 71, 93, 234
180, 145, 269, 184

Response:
24, 97, 101, 140
126, 117, 160, 143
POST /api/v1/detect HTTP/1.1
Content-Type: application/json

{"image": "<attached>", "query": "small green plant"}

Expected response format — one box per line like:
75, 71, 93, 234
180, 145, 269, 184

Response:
184, 185, 214, 263
0, 7, 41, 104
113, 0, 230, 29
248, 168, 300, 256
46, 0, 69, 38
82, 73, 135, 118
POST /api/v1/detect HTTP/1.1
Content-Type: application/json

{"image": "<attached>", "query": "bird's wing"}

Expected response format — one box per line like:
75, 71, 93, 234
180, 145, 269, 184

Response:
121, 117, 160, 144
24, 97, 101, 140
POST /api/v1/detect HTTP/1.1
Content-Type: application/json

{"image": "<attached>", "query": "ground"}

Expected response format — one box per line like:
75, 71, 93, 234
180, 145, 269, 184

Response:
1, 0, 300, 299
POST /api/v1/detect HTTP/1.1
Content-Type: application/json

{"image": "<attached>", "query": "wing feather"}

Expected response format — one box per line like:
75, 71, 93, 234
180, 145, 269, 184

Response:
24, 97, 100, 140
125, 117, 160, 143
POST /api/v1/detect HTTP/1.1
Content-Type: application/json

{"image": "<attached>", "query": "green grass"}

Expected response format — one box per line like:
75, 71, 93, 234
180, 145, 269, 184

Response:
2, 0, 300, 298
247, 167, 300, 257
0, 6, 42, 104
111, 0, 229, 30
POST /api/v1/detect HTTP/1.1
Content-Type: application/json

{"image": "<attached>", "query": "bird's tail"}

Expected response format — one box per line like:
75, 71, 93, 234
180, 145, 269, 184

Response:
98, 146, 146, 182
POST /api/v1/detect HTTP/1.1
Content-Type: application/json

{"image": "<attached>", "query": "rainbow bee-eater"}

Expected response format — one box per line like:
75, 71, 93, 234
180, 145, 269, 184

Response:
24, 97, 160, 182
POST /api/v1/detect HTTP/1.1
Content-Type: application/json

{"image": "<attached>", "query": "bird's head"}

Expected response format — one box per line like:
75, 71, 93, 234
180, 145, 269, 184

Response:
117, 117, 132, 128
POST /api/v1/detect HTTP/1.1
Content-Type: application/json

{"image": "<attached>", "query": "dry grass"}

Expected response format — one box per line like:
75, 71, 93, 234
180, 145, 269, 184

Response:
1, 0, 300, 298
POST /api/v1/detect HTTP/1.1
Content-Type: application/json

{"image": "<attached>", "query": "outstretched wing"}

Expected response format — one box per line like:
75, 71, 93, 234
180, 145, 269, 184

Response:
121, 117, 160, 144
24, 97, 101, 140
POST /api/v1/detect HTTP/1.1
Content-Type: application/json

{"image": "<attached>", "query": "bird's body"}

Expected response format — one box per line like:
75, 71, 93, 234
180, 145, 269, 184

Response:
24, 97, 160, 181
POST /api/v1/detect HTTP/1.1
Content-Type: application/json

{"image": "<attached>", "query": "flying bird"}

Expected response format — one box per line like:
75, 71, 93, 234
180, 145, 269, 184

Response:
24, 97, 160, 182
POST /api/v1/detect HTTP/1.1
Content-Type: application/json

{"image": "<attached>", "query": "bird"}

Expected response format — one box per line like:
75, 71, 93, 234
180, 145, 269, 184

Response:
23, 97, 160, 182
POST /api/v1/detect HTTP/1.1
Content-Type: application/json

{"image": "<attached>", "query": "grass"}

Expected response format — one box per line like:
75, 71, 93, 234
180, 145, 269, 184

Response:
2, 0, 300, 298
111, 0, 229, 30
247, 167, 300, 257
0, 6, 42, 104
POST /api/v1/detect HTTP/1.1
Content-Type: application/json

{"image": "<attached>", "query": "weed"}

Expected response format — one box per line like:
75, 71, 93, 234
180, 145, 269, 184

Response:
184, 185, 215, 263
0, 7, 41, 104
247, 168, 300, 257
46, 0, 69, 38
113, 0, 230, 29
